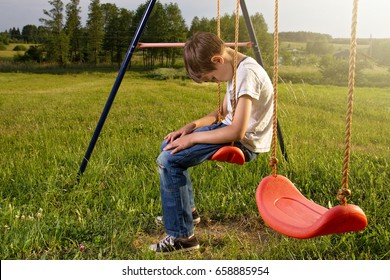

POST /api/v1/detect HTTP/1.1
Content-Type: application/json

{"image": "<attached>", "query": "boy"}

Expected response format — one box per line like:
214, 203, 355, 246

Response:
149, 32, 274, 253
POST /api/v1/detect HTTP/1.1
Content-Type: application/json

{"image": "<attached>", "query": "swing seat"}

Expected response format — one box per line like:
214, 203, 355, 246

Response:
256, 175, 368, 239
210, 146, 245, 165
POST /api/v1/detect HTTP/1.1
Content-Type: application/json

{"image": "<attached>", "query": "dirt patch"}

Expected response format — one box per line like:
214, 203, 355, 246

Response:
136, 215, 271, 259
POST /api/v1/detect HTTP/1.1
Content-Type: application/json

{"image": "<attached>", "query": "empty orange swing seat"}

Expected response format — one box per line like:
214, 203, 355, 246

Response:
256, 175, 368, 239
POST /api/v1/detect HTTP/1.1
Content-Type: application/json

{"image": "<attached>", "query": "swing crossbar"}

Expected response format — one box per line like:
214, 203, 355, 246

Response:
137, 42, 253, 48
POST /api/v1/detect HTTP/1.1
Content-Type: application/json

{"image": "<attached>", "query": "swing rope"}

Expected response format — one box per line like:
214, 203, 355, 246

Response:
216, 0, 240, 123
255, 0, 367, 239
269, 0, 359, 204
269, 0, 279, 177
217, 0, 222, 123
338, 0, 359, 205
210, 0, 246, 165
232, 0, 240, 121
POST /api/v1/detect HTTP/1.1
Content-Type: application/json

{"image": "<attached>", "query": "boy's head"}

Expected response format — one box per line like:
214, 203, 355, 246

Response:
184, 32, 225, 83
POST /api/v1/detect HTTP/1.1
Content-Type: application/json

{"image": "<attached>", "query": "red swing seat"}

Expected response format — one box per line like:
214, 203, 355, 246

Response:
210, 146, 245, 165
256, 175, 368, 239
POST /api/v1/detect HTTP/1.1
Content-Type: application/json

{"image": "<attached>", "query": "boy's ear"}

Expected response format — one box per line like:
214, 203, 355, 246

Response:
211, 55, 224, 64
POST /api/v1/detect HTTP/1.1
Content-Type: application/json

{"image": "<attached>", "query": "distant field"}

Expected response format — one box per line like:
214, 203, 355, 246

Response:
0, 50, 19, 59
0, 43, 30, 60
0, 40, 371, 60
0, 72, 389, 260
279, 41, 370, 52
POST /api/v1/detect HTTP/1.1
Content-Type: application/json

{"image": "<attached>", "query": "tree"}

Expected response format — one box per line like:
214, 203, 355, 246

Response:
21, 25, 38, 43
100, 4, 134, 66
279, 31, 332, 42
248, 13, 273, 65
116, 8, 134, 65
36, 26, 50, 44
0, 32, 10, 47
189, 16, 213, 35
65, 0, 83, 62
163, 3, 187, 66
15, 45, 45, 63
219, 13, 235, 42
101, 3, 119, 64
130, 2, 189, 68
8, 28, 22, 41
86, 0, 104, 65
40, 0, 69, 65
134, 1, 167, 68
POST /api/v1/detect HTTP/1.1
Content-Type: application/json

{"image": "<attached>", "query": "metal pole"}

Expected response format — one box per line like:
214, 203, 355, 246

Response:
240, 0, 288, 162
240, 0, 264, 66
78, 0, 157, 176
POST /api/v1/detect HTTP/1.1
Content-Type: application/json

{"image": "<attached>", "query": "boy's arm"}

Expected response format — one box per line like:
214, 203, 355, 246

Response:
164, 96, 252, 154
192, 110, 220, 129
164, 110, 219, 144
184, 91, 228, 132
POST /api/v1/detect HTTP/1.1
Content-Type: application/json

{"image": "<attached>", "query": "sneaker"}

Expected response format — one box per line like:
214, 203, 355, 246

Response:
149, 235, 200, 254
155, 209, 201, 225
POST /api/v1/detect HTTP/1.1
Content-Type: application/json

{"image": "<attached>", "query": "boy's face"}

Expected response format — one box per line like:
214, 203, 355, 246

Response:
201, 55, 233, 83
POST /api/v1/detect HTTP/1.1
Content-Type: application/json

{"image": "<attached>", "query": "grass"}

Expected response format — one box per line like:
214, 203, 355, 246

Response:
0, 72, 389, 260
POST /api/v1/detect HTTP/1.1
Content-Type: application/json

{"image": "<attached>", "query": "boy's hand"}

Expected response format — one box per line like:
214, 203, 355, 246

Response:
164, 123, 195, 144
163, 134, 194, 154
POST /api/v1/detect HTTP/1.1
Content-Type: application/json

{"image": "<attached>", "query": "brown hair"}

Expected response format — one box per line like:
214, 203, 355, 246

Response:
184, 32, 225, 83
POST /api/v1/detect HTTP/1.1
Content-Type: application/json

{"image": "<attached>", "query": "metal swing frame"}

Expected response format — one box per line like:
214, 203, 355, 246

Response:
78, 0, 288, 176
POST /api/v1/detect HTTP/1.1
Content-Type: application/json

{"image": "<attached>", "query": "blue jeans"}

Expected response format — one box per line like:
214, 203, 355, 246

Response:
156, 123, 258, 238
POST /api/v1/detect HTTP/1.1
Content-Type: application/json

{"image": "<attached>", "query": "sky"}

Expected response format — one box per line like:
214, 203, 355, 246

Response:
1, 0, 389, 39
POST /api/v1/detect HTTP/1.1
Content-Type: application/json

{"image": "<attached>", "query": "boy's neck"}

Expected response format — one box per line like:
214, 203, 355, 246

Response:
225, 48, 246, 67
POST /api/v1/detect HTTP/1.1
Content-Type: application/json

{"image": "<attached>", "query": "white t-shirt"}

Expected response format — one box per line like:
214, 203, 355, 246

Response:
222, 57, 274, 153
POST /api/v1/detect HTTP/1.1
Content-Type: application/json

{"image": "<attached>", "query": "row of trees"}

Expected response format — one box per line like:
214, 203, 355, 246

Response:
2, 0, 389, 69
2, 0, 188, 66
1, 0, 273, 67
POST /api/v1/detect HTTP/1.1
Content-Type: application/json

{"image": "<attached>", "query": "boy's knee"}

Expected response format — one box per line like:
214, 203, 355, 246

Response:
157, 140, 170, 168
160, 140, 168, 152
157, 150, 170, 168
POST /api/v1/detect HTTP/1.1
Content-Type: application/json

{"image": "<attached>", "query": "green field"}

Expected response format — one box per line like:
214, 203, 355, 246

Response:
0, 43, 29, 60
0, 72, 389, 260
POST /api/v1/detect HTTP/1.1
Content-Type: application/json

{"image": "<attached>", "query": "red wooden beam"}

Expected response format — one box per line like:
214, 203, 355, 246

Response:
137, 42, 253, 48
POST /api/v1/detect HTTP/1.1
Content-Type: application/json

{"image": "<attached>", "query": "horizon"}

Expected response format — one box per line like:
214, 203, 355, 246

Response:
1, 0, 390, 39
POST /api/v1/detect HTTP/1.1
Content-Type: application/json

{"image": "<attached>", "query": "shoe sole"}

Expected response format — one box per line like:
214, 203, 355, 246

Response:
155, 244, 200, 255
155, 216, 201, 225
